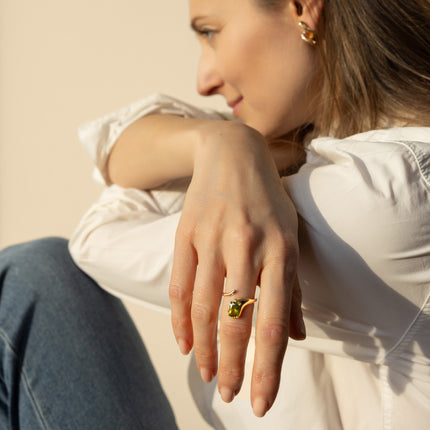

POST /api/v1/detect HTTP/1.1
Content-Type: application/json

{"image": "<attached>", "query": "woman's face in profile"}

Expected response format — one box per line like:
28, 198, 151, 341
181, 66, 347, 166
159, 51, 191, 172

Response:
189, 0, 319, 138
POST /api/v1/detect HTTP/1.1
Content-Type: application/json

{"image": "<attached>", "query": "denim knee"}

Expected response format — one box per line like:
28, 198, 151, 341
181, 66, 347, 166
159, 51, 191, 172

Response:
1, 237, 74, 295
0, 238, 178, 430
1, 237, 70, 270
0, 237, 103, 319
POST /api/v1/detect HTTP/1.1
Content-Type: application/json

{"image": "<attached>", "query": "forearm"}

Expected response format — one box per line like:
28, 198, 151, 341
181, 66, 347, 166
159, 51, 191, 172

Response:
108, 114, 210, 189
107, 113, 306, 190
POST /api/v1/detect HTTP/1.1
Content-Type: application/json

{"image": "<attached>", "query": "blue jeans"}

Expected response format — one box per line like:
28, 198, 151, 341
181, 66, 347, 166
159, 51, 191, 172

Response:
0, 238, 178, 429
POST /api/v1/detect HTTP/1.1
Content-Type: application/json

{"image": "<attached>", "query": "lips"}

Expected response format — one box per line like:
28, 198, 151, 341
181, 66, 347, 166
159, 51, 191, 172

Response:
227, 96, 243, 108
227, 96, 242, 108
228, 96, 243, 117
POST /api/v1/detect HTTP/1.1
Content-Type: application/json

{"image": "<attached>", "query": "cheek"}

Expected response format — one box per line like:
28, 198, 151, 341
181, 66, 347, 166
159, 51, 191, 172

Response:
217, 23, 270, 85
263, 40, 318, 121
243, 28, 303, 96
216, 35, 253, 84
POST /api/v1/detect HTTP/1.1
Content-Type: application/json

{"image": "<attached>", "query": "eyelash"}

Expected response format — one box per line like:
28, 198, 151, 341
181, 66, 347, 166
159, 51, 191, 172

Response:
197, 28, 215, 40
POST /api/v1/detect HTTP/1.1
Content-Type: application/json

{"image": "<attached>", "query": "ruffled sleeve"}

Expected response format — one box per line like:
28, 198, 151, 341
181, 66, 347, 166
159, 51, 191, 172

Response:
78, 93, 226, 184
70, 94, 226, 312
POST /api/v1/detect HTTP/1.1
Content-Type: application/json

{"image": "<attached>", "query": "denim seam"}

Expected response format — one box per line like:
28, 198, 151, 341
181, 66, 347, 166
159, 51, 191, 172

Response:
21, 369, 50, 430
0, 328, 50, 430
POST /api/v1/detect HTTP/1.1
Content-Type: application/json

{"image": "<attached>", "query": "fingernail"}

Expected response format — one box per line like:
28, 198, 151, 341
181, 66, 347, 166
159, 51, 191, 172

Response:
253, 397, 268, 417
200, 368, 214, 383
220, 387, 234, 403
177, 339, 190, 355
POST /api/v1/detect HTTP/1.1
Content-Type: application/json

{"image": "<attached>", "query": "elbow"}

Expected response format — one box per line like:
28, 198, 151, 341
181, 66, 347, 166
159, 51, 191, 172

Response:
106, 152, 127, 187
106, 148, 152, 189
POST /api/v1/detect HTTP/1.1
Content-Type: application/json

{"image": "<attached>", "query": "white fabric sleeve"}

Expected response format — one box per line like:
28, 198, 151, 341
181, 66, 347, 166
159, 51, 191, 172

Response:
70, 94, 226, 312
77, 93, 227, 185
69, 181, 188, 313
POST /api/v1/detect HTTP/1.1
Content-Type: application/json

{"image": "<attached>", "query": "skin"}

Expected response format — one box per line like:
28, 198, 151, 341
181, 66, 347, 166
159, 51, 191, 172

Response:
107, 0, 323, 418
169, 120, 303, 418
171, 0, 322, 418
192, 0, 320, 138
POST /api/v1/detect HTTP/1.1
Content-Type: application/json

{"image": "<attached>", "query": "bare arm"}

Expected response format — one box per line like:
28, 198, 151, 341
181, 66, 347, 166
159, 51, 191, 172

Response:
108, 114, 305, 189
108, 114, 203, 189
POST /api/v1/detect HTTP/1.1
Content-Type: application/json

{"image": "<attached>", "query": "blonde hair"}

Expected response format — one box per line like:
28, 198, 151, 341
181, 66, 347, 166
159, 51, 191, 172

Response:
257, 0, 430, 137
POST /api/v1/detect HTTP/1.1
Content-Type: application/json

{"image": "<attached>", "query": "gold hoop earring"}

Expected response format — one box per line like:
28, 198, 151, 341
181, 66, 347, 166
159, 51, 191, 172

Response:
299, 21, 317, 47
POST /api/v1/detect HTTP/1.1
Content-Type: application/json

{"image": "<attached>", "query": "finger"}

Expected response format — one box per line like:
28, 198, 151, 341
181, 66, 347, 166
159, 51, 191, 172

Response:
191, 251, 225, 383
251, 257, 294, 417
218, 251, 259, 404
288, 276, 306, 341
169, 230, 197, 356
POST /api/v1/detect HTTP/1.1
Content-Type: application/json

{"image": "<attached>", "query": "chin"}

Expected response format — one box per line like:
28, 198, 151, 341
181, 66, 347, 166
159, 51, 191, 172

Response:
243, 112, 297, 138
244, 119, 273, 137
253, 122, 292, 140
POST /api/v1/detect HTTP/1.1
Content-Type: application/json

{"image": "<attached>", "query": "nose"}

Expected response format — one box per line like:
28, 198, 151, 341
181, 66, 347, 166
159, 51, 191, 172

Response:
196, 50, 223, 96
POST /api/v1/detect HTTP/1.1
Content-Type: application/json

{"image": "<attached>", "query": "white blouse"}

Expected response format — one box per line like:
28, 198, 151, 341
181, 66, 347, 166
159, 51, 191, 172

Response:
69, 94, 430, 429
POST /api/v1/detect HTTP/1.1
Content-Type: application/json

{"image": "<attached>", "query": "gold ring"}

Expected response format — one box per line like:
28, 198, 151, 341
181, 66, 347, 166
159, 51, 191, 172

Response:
227, 298, 257, 319
222, 289, 237, 297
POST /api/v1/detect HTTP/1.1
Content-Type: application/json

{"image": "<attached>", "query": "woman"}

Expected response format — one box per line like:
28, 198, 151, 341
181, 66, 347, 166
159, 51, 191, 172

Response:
6, 0, 427, 428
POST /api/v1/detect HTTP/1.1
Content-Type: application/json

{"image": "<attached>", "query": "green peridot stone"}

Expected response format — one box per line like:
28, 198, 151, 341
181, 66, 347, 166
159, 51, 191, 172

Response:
227, 299, 256, 318
228, 300, 243, 318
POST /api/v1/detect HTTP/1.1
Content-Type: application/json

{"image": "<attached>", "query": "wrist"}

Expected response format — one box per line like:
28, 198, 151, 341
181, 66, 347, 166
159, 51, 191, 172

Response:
192, 120, 268, 165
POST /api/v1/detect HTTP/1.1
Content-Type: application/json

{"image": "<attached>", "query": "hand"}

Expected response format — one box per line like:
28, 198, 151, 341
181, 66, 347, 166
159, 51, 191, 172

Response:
169, 121, 305, 417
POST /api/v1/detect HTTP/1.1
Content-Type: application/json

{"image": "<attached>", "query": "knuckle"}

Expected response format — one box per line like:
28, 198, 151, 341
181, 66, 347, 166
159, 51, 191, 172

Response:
175, 222, 194, 243
221, 321, 252, 343
275, 238, 297, 260
191, 302, 218, 326
269, 228, 298, 253
253, 368, 279, 387
259, 319, 289, 345
219, 364, 244, 382
193, 345, 217, 363
264, 235, 298, 273
231, 222, 258, 248
169, 282, 189, 303
193, 222, 222, 251
171, 316, 189, 333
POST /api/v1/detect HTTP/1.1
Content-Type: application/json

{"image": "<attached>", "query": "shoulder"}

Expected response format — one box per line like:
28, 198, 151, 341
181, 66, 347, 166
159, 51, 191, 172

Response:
285, 127, 430, 287
287, 127, 430, 216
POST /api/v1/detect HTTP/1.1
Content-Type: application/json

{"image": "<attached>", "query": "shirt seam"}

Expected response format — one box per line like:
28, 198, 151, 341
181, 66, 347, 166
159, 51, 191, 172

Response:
394, 140, 430, 189
381, 292, 430, 362
381, 365, 393, 430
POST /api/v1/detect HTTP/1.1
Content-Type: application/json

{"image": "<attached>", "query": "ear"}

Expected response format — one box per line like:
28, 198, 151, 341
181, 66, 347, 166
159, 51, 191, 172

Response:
289, 0, 324, 30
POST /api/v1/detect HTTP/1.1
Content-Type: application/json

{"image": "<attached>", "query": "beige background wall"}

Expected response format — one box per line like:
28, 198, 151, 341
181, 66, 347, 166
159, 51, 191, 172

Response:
0, 1, 226, 428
